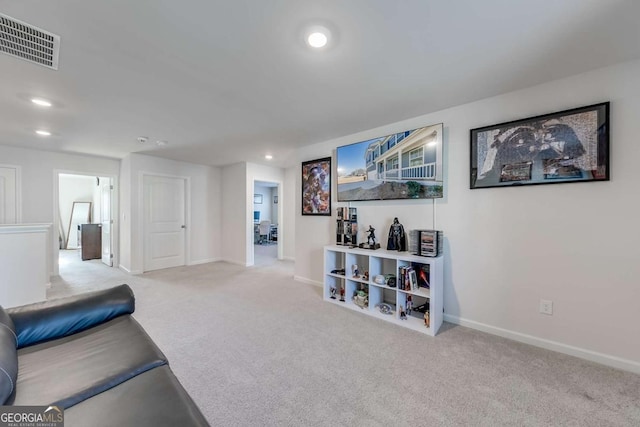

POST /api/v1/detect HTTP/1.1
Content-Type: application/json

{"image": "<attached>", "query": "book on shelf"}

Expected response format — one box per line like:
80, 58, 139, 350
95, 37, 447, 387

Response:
411, 262, 430, 289
408, 269, 417, 291
398, 266, 417, 291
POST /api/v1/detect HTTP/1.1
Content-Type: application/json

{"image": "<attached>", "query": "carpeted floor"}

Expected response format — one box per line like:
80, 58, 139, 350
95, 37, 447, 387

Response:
51, 251, 640, 426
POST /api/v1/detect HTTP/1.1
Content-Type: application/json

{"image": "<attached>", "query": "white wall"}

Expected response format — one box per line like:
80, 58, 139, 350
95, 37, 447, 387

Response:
0, 145, 120, 275
0, 145, 120, 223
294, 59, 640, 371
221, 162, 247, 265
282, 166, 296, 261
270, 187, 278, 224
119, 156, 132, 273
253, 184, 272, 222
118, 153, 222, 273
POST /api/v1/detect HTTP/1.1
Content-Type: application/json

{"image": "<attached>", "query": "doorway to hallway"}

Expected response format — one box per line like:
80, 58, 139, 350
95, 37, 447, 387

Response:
253, 180, 279, 265
55, 172, 116, 278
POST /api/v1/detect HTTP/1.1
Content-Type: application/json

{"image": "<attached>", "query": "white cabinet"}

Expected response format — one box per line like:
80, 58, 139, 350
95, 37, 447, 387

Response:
323, 245, 443, 336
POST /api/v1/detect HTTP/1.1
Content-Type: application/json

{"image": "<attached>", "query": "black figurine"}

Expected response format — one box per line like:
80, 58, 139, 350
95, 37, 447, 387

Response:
386, 217, 407, 251
367, 226, 376, 246
359, 225, 380, 250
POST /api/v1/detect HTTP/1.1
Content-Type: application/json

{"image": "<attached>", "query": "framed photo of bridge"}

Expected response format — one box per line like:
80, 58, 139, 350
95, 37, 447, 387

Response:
470, 102, 610, 189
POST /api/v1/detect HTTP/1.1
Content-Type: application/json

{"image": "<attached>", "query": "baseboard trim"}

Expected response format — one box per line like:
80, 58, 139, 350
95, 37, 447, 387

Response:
221, 258, 249, 267
283, 256, 295, 262
443, 314, 640, 374
188, 258, 220, 266
294, 275, 322, 287
118, 265, 142, 275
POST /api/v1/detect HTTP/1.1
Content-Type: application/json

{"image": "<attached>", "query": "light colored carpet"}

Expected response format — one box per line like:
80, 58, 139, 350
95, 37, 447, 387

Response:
51, 251, 640, 426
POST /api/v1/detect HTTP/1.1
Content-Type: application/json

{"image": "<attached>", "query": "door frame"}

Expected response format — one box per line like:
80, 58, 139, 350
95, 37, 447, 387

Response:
53, 169, 119, 276
100, 177, 114, 266
247, 178, 283, 266
0, 164, 22, 223
138, 172, 190, 273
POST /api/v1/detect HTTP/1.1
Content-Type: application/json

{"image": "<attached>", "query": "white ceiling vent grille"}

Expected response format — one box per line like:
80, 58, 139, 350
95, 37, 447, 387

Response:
0, 13, 60, 70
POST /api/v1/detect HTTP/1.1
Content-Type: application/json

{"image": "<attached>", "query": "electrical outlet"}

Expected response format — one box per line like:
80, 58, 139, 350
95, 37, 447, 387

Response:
539, 299, 553, 315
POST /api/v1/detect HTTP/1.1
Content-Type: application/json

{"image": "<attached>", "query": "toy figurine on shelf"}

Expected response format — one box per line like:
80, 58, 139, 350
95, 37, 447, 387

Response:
353, 290, 368, 309
363, 271, 369, 281
352, 264, 359, 278
330, 287, 337, 299
339, 286, 345, 302
399, 304, 407, 320
424, 311, 430, 328
386, 217, 407, 251
359, 226, 381, 250
406, 295, 413, 315
367, 226, 376, 245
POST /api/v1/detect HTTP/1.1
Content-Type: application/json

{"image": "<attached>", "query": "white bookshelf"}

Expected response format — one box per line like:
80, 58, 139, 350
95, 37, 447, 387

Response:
323, 245, 444, 336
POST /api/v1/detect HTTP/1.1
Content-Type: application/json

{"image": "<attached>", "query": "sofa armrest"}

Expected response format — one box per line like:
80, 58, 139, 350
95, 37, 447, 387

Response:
7, 284, 135, 349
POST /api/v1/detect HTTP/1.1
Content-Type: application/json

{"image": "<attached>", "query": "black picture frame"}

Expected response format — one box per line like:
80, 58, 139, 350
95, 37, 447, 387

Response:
301, 157, 331, 216
470, 102, 610, 189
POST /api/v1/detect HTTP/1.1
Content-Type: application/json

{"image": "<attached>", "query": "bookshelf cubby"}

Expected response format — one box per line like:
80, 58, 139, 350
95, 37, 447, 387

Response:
323, 245, 444, 336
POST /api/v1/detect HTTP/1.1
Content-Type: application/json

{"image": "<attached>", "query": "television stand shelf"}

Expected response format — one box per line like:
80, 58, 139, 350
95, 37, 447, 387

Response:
323, 245, 443, 336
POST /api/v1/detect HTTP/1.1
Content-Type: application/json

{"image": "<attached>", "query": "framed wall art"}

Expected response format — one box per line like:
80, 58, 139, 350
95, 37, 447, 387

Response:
253, 194, 262, 204
337, 122, 444, 201
470, 102, 609, 189
301, 157, 331, 215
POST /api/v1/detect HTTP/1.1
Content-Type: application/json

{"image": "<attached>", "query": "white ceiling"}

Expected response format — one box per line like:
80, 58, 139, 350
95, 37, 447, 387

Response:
1, 0, 639, 168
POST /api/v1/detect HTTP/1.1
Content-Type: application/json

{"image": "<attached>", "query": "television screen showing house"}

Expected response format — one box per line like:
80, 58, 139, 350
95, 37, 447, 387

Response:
336, 123, 444, 201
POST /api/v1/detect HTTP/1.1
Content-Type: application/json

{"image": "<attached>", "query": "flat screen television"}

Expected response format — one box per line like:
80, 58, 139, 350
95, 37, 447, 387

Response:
253, 211, 260, 222
336, 123, 444, 201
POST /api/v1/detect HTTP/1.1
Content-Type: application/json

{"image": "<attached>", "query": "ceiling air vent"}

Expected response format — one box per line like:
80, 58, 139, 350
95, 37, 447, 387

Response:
0, 13, 60, 70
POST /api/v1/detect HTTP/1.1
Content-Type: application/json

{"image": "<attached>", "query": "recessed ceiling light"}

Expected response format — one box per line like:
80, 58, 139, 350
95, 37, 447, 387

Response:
31, 98, 52, 107
156, 140, 168, 146
265, 154, 273, 160
35, 130, 51, 136
305, 25, 331, 49
308, 32, 328, 48
137, 136, 149, 144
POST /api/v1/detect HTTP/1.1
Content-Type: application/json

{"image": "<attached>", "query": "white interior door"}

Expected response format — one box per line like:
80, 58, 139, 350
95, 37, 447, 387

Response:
0, 166, 18, 224
143, 175, 186, 272
100, 178, 113, 266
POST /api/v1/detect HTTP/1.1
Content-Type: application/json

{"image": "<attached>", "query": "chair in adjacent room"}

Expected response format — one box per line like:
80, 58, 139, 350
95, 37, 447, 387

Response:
258, 220, 271, 245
